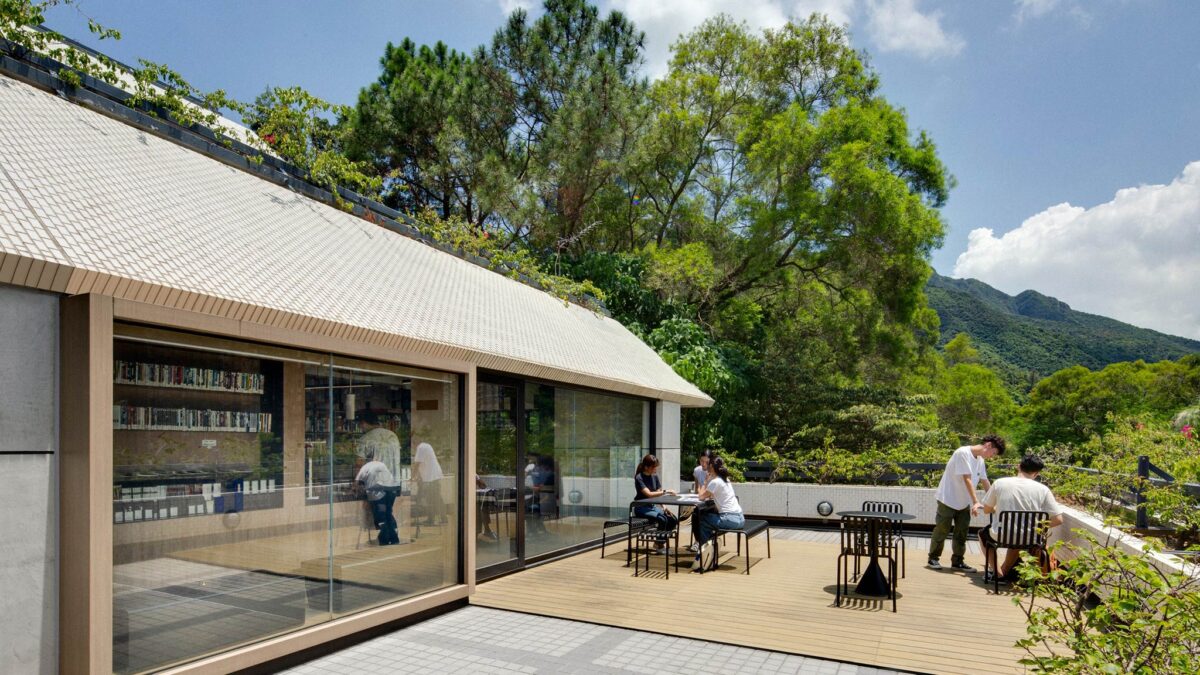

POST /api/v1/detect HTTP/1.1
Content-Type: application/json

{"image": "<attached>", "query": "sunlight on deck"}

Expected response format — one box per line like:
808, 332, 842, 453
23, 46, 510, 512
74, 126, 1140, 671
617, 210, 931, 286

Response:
472, 528, 1030, 674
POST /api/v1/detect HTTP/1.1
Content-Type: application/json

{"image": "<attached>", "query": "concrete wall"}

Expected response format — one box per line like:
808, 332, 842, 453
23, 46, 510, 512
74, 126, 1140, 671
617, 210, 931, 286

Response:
655, 401, 681, 493
733, 482, 991, 528
1057, 506, 1197, 585
0, 285, 59, 674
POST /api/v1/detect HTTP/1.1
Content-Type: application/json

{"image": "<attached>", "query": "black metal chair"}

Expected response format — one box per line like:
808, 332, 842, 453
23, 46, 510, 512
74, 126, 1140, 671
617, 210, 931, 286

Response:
985, 510, 1050, 593
836, 514, 898, 612
710, 519, 771, 574
634, 529, 675, 579
862, 500, 906, 578
601, 512, 652, 561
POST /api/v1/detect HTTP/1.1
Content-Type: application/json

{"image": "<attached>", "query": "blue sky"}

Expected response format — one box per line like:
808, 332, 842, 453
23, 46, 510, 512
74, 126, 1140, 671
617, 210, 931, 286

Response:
43, 1, 1200, 338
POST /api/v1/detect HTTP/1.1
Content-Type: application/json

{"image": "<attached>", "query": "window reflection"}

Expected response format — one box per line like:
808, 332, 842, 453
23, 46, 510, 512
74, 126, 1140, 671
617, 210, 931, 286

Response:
112, 328, 460, 673
523, 383, 649, 559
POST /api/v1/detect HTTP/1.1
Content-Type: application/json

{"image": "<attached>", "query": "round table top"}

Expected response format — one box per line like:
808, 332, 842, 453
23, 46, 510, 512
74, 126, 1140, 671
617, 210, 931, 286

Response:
835, 510, 916, 521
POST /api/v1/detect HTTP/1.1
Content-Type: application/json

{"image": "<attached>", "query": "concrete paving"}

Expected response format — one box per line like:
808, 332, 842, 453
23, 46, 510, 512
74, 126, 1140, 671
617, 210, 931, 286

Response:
282, 605, 905, 675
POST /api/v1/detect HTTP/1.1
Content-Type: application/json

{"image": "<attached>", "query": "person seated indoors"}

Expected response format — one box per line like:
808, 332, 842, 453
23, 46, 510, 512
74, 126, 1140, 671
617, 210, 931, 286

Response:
978, 454, 1064, 584
633, 454, 678, 554
693, 455, 744, 571
355, 448, 401, 545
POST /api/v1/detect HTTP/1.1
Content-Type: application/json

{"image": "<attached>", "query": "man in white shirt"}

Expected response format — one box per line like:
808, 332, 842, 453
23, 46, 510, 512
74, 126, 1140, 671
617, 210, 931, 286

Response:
928, 434, 1005, 572
357, 410, 402, 482
413, 440, 446, 526
355, 448, 400, 545
979, 455, 1064, 584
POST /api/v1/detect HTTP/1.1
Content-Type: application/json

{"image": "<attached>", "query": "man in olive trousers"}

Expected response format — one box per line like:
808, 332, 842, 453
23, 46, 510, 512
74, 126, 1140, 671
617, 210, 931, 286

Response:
927, 435, 1005, 572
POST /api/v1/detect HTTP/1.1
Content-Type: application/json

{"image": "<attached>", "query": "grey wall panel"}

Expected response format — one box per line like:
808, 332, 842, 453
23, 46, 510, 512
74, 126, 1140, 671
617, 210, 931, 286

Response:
0, 453, 58, 674
0, 284, 59, 674
0, 284, 58, 454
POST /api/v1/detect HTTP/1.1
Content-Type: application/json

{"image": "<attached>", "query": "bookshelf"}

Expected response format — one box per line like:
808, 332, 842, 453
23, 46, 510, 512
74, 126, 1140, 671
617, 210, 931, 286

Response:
115, 360, 265, 394
113, 405, 273, 432
112, 339, 285, 522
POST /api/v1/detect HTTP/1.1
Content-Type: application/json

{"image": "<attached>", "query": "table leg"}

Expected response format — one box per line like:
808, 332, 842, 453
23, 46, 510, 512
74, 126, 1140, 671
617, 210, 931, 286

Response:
854, 518, 892, 597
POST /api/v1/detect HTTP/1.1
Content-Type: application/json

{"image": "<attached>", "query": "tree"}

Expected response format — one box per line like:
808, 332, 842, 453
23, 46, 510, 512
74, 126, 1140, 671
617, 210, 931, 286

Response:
344, 39, 503, 221
475, 0, 647, 249
935, 363, 1016, 440
943, 332, 980, 366
1022, 358, 1200, 449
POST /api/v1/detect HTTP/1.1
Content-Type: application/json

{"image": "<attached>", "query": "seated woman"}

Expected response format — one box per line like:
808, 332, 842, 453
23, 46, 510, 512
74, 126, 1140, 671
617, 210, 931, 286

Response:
633, 454, 678, 552
693, 455, 744, 571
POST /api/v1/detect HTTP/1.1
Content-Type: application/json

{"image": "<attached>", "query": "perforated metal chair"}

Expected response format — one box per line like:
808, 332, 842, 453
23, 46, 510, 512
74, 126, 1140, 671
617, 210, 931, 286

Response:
862, 500, 906, 577
985, 510, 1050, 593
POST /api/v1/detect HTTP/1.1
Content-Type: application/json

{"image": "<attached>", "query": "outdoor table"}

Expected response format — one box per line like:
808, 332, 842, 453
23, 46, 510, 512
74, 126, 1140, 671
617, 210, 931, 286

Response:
632, 494, 706, 568
836, 510, 915, 597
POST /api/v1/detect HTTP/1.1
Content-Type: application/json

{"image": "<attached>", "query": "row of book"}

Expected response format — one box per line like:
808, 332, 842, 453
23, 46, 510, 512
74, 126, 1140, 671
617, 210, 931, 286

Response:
114, 360, 265, 394
305, 415, 404, 435
113, 405, 273, 432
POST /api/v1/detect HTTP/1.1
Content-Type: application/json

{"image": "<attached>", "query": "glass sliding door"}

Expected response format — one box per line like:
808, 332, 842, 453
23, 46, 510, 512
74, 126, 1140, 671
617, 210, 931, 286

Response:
475, 379, 522, 577
525, 383, 649, 559
475, 373, 651, 573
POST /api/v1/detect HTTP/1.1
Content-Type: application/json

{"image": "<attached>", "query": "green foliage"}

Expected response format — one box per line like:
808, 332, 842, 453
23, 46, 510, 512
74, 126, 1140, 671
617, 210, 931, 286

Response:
1014, 533, 1200, 673
644, 318, 735, 396
1022, 358, 1200, 448
414, 209, 604, 308
943, 331, 980, 366
2, 1, 240, 133
935, 362, 1017, 441
244, 86, 381, 202
343, 38, 496, 219
3, 1, 379, 207
1039, 416, 1200, 545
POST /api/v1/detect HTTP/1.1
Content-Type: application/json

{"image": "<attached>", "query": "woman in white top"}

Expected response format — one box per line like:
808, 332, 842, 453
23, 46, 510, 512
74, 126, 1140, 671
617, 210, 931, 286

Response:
693, 455, 744, 571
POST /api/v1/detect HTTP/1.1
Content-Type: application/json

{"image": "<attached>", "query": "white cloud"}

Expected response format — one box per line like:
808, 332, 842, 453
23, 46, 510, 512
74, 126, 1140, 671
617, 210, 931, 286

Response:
953, 161, 1200, 340
497, 0, 538, 14
1012, 0, 1091, 25
864, 0, 964, 59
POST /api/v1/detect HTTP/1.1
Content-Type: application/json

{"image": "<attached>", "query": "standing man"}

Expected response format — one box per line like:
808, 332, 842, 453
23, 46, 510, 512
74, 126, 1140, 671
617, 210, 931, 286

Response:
979, 455, 1064, 584
928, 434, 1005, 572
357, 410, 402, 483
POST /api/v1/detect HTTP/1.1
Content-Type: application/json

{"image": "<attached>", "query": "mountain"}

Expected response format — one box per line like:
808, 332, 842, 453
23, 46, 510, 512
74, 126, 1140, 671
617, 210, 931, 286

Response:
925, 272, 1200, 393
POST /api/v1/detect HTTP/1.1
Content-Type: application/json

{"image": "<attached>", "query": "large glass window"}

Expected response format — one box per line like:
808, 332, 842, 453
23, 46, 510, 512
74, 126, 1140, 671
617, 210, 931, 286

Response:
112, 326, 460, 673
524, 384, 649, 558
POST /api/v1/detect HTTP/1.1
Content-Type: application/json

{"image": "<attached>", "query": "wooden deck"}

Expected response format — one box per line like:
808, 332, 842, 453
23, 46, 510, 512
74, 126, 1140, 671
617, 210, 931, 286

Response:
471, 527, 1032, 674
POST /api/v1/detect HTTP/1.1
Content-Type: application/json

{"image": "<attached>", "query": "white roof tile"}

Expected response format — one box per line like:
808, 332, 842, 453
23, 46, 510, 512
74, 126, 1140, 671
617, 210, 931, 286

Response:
0, 73, 711, 406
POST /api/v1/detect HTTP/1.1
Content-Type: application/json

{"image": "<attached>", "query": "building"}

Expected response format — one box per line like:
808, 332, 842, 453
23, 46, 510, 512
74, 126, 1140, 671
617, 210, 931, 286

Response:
0, 42, 711, 674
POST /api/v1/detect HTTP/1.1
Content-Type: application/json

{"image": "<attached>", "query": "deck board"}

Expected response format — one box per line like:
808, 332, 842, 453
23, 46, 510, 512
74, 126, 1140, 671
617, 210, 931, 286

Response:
471, 528, 1031, 674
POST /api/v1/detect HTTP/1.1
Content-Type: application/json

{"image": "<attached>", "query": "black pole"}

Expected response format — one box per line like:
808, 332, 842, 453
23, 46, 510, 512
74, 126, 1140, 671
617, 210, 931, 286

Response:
1136, 455, 1149, 530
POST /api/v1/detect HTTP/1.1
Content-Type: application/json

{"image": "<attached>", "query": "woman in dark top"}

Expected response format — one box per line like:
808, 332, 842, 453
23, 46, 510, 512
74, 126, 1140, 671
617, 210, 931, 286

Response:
633, 454, 678, 552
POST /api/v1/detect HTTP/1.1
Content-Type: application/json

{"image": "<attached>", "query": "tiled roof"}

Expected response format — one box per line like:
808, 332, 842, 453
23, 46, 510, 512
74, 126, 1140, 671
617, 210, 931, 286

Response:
0, 72, 712, 406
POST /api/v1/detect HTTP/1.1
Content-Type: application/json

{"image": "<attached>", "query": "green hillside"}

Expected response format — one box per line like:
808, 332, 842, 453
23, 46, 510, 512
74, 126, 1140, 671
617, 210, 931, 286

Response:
926, 272, 1200, 393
